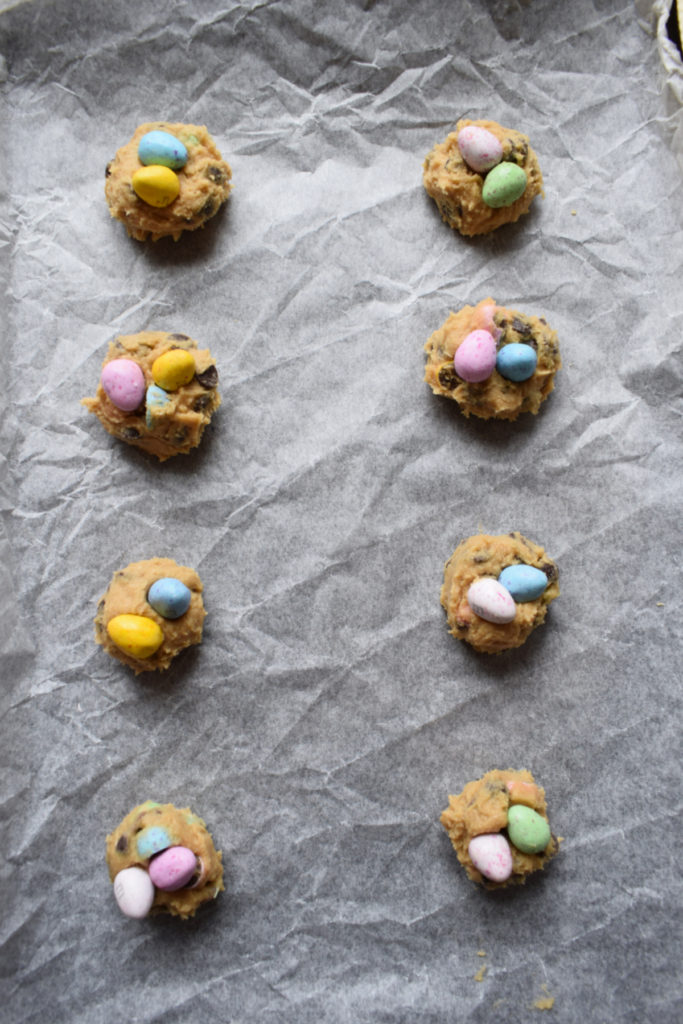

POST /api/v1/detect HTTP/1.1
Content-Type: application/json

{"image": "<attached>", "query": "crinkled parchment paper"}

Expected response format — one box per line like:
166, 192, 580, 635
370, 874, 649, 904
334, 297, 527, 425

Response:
1, 1, 681, 1021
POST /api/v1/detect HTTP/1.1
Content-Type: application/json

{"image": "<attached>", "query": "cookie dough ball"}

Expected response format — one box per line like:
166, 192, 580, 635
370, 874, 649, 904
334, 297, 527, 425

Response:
106, 801, 224, 919
423, 119, 543, 236
105, 122, 232, 242
442, 532, 559, 654
94, 557, 206, 673
441, 769, 559, 888
424, 298, 561, 420
82, 330, 221, 461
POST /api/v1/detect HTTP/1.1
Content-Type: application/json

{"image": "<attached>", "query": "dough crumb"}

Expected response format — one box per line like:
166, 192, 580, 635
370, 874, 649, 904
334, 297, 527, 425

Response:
533, 984, 555, 1010
474, 964, 487, 982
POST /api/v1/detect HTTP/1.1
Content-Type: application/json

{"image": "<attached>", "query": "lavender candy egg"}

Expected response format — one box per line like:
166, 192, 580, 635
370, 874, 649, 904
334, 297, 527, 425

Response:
138, 130, 188, 170
113, 866, 155, 919
147, 577, 192, 620
101, 359, 146, 412
468, 833, 513, 882
467, 577, 516, 624
454, 330, 497, 383
498, 564, 548, 603
149, 846, 198, 892
457, 125, 503, 173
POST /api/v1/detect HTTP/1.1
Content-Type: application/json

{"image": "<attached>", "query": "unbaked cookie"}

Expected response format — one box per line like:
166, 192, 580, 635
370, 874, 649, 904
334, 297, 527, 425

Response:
423, 119, 543, 235
94, 557, 206, 673
441, 532, 559, 654
424, 298, 561, 420
441, 769, 559, 888
105, 122, 232, 242
82, 330, 221, 461
106, 801, 224, 919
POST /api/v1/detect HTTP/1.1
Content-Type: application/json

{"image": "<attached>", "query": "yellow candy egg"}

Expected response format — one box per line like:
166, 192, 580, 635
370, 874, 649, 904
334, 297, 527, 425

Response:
107, 614, 164, 659
131, 165, 180, 208
152, 349, 196, 391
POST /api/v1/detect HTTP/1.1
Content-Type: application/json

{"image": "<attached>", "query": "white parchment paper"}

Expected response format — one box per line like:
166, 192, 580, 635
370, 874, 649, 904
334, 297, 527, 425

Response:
1, 1, 682, 1021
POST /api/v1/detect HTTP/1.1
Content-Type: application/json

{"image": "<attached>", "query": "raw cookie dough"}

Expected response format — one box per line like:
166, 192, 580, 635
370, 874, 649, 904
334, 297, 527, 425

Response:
106, 801, 224, 919
424, 298, 561, 420
94, 557, 206, 673
105, 122, 232, 242
423, 119, 543, 236
442, 532, 559, 654
82, 330, 221, 461
441, 769, 559, 889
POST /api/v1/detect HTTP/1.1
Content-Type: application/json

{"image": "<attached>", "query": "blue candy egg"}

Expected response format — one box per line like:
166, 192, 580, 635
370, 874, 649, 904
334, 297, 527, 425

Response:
148, 577, 192, 620
496, 343, 537, 382
145, 384, 171, 428
138, 130, 188, 170
136, 826, 172, 859
498, 564, 549, 603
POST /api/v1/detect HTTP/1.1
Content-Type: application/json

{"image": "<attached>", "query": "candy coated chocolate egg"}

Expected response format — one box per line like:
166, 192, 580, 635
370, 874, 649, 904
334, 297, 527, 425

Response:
145, 384, 171, 428
132, 165, 180, 207
138, 130, 188, 170
496, 342, 538, 382
507, 804, 551, 854
482, 162, 527, 208
454, 330, 497, 383
147, 578, 192, 620
498, 564, 548, 602
106, 614, 164, 659
152, 349, 195, 391
113, 866, 155, 919
136, 826, 173, 859
467, 578, 516, 624
506, 779, 541, 808
457, 125, 503, 173
149, 846, 198, 891
468, 833, 513, 882
101, 359, 146, 412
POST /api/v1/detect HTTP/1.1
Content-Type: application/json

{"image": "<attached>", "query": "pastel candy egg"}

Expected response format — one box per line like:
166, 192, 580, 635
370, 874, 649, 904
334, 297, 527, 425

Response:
101, 359, 146, 412
482, 162, 527, 208
136, 826, 173, 859
113, 866, 155, 919
457, 125, 503, 173
467, 578, 516, 624
496, 343, 538, 382
147, 577, 192, 620
468, 833, 513, 882
106, 614, 164, 659
498, 564, 548, 603
453, 330, 497, 383
506, 779, 541, 808
138, 130, 188, 170
507, 804, 551, 854
132, 165, 180, 207
148, 846, 198, 891
145, 384, 172, 428
152, 349, 195, 391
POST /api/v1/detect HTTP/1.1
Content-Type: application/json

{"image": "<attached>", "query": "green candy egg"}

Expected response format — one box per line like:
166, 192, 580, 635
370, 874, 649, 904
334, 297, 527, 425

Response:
507, 804, 551, 854
482, 162, 527, 208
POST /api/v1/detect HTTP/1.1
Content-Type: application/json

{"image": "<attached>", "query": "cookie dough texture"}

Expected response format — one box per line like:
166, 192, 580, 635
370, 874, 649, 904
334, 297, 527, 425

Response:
82, 331, 221, 461
105, 122, 232, 242
441, 769, 559, 888
106, 801, 224, 919
424, 298, 561, 420
442, 533, 559, 654
95, 557, 206, 673
423, 119, 543, 236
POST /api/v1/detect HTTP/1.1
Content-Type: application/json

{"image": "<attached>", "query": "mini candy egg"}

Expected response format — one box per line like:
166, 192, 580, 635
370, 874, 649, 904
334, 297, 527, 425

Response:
136, 826, 173, 859
482, 162, 527, 208
152, 349, 195, 392
113, 866, 155, 919
468, 833, 513, 882
147, 578, 192, 620
457, 125, 503, 173
106, 614, 164, 659
496, 343, 538, 382
498, 564, 548, 602
149, 846, 198, 892
101, 359, 146, 412
453, 330, 497, 383
138, 130, 188, 170
132, 165, 180, 208
506, 779, 541, 808
145, 384, 172, 428
467, 578, 516, 624
507, 804, 551, 854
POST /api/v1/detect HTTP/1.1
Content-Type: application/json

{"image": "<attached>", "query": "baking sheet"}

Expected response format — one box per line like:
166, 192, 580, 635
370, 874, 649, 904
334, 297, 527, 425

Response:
1, 1, 682, 1021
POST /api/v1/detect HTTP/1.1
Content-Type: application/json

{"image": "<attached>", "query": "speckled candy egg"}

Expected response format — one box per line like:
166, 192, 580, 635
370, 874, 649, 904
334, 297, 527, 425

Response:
468, 833, 513, 882
149, 846, 198, 891
113, 866, 155, 919
101, 359, 146, 412
454, 330, 497, 383
457, 125, 503, 173
138, 130, 188, 170
496, 342, 538, 382
147, 577, 192, 620
482, 162, 527, 208
498, 564, 548, 603
467, 577, 517, 624
507, 805, 551, 854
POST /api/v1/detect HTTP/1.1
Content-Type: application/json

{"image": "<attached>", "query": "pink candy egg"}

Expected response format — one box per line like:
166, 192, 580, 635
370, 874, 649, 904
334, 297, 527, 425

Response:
453, 330, 497, 383
101, 358, 146, 412
467, 577, 516, 624
148, 845, 198, 892
457, 125, 503, 173
468, 833, 513, 882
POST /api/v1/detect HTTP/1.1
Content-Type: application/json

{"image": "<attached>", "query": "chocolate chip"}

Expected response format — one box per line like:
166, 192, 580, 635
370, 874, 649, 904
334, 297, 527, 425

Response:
193, 394, 211, 411
199, 198, 215, 218
206, 166, 225, 184
168, 333, 190, 342
196, 365, 218, 390
473, 554, 490, 564
540, 562, 558, 582
511, 317, 532, 337
174, 429, 188, 443
121, 427, 141, 440
116, 835, 127, 852
105, 162, 112, 177
438, 364, 460, 390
